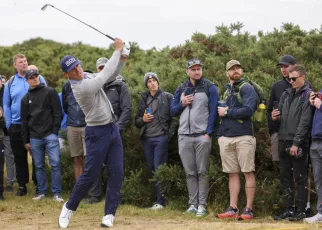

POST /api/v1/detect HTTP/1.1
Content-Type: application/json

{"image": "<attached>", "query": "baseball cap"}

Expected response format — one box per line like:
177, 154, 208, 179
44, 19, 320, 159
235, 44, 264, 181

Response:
226, 60, 242, 71
60, 55, 81, 72
96, 57, 109, 69
25, 69, 39, 80
186, 58, 203, 69
276, 55, 296, 66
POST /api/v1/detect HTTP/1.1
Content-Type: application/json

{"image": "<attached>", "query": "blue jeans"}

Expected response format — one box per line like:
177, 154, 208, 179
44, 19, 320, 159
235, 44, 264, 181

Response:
30, 134, 61, 195
67, 123, 124, 215
143, 135, 168, 206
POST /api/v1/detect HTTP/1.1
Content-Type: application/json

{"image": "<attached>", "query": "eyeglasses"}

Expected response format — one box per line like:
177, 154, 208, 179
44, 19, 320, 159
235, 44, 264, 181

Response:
186, 58, 202, 69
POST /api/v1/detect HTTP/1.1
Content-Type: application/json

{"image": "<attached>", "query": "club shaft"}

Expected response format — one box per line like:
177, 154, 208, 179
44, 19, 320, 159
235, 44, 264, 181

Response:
47, 5, 115, 41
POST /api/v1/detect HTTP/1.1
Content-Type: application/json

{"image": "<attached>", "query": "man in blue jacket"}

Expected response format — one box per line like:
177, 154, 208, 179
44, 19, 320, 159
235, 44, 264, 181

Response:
171, 58, 219, 217
304, 87, 322, 223
3, 54, 46, 196
217, 60, 257, 220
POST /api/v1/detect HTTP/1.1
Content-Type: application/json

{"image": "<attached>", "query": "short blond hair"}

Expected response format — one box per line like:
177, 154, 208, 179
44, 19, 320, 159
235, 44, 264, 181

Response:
13, 54, 26, 64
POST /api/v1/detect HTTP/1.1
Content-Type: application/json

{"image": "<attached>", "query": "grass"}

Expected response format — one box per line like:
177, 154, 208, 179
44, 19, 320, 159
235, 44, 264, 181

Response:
0, 183, 321, 230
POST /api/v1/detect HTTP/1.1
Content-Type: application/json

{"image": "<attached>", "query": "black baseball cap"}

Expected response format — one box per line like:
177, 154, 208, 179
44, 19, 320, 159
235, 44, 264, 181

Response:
276, 55, 296, 66
25, 69, 39, 80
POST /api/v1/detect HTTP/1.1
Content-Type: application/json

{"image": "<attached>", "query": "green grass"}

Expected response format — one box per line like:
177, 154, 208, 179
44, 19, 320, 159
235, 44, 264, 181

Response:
0, 183, 321, 230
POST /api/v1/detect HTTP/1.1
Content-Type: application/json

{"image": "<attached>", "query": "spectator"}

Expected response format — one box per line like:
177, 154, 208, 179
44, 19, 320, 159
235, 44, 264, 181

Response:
170, 58, 219, 216
217, 60, 257, 220
135, 72, 178, 209
20, 69, 63, 202
87, 57, 132, 204
62, 81, 86, 181
272, 66, 313, 221
3, 54, 46, 196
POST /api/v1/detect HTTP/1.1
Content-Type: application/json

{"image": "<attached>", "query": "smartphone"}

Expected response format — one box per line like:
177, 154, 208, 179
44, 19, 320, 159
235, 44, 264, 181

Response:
184, 87, 193, 96
145, 108, 152, 115
273, 101, 279, 110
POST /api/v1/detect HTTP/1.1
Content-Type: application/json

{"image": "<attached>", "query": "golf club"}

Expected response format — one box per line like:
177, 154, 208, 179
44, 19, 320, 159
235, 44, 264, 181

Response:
41, 4, 115, 41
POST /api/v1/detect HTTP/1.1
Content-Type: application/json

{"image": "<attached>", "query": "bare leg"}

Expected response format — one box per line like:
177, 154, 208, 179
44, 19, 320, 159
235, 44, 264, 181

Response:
229, 173, 240, 207
244, 172, 256, 209
73, 156, 84, 181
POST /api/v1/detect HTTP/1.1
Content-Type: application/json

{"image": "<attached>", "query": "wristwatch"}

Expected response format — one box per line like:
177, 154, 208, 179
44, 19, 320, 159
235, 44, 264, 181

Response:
224, 110, 228, 116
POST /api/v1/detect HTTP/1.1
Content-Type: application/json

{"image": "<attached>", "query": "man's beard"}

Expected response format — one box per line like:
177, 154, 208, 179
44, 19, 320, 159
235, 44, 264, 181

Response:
229, 74, 241, 81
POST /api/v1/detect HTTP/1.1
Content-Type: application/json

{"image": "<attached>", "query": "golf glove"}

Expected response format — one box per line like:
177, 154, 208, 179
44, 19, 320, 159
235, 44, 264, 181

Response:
121, 43, 130, 58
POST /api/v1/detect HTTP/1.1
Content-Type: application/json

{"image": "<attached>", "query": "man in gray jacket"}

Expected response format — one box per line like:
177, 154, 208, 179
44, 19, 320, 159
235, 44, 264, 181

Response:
58, 38, 128, 228
170, 58, 219, 216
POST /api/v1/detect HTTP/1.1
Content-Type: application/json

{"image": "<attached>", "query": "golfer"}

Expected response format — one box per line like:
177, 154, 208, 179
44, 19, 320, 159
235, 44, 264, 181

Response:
58, 38, 128, 228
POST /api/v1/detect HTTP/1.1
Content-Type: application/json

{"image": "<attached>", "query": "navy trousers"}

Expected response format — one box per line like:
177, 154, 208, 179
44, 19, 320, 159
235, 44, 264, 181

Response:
143, 135, 168, 206
67, 123, 124, 215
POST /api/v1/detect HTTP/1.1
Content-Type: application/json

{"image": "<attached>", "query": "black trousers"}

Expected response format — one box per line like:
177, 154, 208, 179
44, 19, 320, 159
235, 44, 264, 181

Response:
0, 140, 4, 192
278, 140, 308, 212
9, 124, 34, 187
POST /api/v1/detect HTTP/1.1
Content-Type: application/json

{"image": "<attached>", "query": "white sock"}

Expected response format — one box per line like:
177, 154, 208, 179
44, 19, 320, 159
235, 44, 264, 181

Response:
306, 202, 310, 209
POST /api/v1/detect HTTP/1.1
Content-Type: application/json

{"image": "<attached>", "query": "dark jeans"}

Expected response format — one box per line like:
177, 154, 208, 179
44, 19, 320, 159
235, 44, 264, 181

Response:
0, 140, 4, 192
278, 141, 308, 212
9, 124, 29, 187
142, 135, 168, 206
66, 123, 124, 215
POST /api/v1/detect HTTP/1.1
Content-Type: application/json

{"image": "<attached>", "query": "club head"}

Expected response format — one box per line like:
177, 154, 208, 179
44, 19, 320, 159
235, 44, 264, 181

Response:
41, 4, 49, 11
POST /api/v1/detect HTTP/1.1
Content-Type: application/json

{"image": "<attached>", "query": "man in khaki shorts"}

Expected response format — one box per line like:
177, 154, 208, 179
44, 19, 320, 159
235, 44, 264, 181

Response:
217, 60, 257, 220
62, 81, 86, 181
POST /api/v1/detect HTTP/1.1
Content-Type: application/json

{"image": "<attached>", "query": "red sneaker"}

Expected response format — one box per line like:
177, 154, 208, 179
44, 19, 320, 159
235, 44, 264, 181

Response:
218, 206, 239, 219
240, 207, 254, 220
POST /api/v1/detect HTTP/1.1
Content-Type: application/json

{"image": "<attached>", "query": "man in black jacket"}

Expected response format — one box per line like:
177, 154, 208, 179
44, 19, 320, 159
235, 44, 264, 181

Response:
272, 66, 313, 221
135, 72, 178, 210
267, 55, 296, 162
21, 69, 63, 202
86, 57, 132, 204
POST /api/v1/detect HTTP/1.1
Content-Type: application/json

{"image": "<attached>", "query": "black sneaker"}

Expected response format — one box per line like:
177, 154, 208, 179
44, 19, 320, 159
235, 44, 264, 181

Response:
274, 207, 296, 220
305, 208, 314, 218
5, 185, 13, 192
16, 186, 27, 196
289, 212, 306, 221
0, 192, 4, 200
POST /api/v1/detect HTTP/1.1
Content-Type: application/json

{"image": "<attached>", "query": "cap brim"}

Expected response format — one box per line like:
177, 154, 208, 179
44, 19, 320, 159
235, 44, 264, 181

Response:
227, 64, 242, 71
187, 64, 203, 69
276, 62, 291, 67
65, 60, 81, 72
26, 73, 39, 80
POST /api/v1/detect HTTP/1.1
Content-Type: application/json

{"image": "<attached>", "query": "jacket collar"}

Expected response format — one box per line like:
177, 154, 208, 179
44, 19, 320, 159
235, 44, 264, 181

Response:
28, 83, 45, 92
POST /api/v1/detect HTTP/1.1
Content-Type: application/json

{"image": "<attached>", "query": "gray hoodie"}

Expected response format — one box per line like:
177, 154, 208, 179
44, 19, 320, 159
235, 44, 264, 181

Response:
70, 51, 123, 126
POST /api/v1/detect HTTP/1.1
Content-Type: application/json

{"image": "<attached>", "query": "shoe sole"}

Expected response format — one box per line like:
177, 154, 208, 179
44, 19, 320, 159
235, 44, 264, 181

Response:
101, 223, 112, 228
218, 215, 239, 219
240, 215, 253, 220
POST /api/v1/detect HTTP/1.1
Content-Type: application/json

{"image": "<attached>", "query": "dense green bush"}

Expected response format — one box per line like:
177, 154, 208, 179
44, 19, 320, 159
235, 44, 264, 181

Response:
4, 22, 322, 215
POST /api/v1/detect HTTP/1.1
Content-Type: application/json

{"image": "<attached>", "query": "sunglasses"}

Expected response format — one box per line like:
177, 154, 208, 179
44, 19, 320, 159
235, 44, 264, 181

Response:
288, 76, 303, 82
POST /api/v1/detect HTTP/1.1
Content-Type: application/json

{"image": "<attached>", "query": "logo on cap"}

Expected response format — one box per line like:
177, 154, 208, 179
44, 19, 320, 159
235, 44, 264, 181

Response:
65, 58, 77, 67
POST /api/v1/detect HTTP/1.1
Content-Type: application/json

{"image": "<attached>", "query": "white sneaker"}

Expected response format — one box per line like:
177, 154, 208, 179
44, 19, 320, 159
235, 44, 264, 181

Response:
59, 202, 73, 228
150, 203, 164, 210
184, 205, 197, 214
32, 194, 45, 201
304, 213, 322, 223
101, 214, 115, 228
196, 204, 207, 217
53, 194, 65, 203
